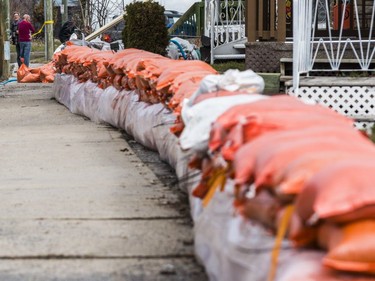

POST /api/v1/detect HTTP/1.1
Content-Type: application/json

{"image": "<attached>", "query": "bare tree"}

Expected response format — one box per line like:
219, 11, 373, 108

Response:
118, 0, 127, 11
78, 0, 125, 30
92, 0, 118, 27
11, 0, 39, 17
78, 0, 93, 28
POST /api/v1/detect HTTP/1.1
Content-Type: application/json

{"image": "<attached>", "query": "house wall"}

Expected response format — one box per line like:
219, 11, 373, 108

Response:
245, 42, 292, 73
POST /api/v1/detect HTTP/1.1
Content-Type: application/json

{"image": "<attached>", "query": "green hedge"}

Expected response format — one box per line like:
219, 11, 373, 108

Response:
123, 1, 169, 55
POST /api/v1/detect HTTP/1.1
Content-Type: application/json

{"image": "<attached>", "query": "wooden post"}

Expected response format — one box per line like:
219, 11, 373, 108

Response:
63, 0, 68, 23
45, 0, 54, 60
270, 0, 275, 38
258, 0, 263, 38
0, 0, 10, 79
246, 0, 257, 42
277, 0, 286, 41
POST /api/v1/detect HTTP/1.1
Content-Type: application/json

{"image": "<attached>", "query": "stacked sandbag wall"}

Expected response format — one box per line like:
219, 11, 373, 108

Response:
52, 45, 375, 281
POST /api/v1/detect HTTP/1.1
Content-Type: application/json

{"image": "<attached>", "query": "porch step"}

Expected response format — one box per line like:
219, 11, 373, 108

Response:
233, 44, 246, 49
214, 54, 246, 60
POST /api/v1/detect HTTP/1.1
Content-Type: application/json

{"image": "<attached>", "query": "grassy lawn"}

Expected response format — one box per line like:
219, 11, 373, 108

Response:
10, 39, 61, 64
370, 125, 375, 143
10, 39, 60, 53
212, 60, 246, 73
211, 60, 281, 94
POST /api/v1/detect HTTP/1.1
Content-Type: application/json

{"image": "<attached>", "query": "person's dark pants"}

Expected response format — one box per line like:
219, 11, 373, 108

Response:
19, 41, 31, 67
16, 43, 21, 67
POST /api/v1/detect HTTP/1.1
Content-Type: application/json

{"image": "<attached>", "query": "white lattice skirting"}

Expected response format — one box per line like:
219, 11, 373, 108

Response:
286, 77, 375, 133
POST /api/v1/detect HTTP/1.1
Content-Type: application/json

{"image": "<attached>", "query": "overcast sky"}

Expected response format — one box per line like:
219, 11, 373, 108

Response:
115, 1, 200, 14
157, 0, 198, 13
120, 0, 198, 13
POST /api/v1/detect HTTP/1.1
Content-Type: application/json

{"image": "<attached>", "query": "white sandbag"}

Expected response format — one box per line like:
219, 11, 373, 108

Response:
187, 69, 265, 106
152, 108, 179, 164
52, 74, 64, 103
194, 179, 293, 281
124, 94, 164, 150
69, 80, 87, 116
194, 182, 237, 281
123, 92, 144, 136
218, 69, 265, 93
187, 74, 220, 105
276, 251, 325, 281
180, 94, 268, 152
54, 74, 76, 108
276, 250, 374, 281
112, 90, 134, 129
83, 81, 102, 122
97, 86, 123, 127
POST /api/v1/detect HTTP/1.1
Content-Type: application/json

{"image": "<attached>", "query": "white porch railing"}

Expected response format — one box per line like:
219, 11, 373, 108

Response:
205, 0, 246, 64
293, 0, 375, 93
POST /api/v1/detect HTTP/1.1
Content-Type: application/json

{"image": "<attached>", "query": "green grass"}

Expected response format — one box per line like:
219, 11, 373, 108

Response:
212, 60, 246, 73
10, 39, 61, 53
370, 125, 375, 143
30, 57, 49, 64
31, 39, 46, 52
31, 39, 61, 52
211, 60, 281, 94
10, 39, 60, 65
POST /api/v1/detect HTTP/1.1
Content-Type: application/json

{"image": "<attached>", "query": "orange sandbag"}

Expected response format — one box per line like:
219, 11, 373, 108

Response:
221, 110, 354, 161
39, 62, 56, 83
156, 64, 216, 91
233, 127, 372, 188
253, 136, 375, 190
43, 75, 54, 83
17, 63, 30, 82
275, 145, 375, 195
296, 160, 375, 224
29, 68, 40, 75
167, 70, 214, 97
20, 72, 40, 83
168, 79, 201, 110
208, 95, 353, 153
138, 59, 213, 82
127, 52, 166, 78
323, 220, 375, 274
113, 74, 123, 90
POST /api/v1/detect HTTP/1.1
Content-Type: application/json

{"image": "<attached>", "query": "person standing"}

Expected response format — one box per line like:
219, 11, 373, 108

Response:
18, 14, 35, 67
10, 12, 22, 67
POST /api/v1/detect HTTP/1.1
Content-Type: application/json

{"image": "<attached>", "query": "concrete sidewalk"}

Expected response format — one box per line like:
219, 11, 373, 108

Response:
0, 83, 206, 280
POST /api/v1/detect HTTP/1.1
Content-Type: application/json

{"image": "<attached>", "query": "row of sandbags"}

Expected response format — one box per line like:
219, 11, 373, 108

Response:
53, 45, 217, 116
183, 75, 375, 277
51, 45, 375, 279
53, 72, 374, 281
